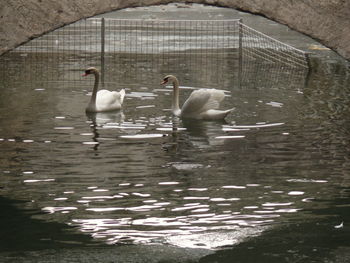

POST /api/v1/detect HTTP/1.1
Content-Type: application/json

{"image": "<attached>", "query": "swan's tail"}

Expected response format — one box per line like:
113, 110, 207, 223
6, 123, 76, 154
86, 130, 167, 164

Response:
227, 107, 236, 113
119, 89, 126, 104
223, 107, 235, 118
201, 107, 235, 120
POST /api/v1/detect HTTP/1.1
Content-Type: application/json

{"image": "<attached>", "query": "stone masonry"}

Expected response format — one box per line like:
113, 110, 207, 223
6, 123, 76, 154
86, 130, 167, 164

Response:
0, 0, 349, 60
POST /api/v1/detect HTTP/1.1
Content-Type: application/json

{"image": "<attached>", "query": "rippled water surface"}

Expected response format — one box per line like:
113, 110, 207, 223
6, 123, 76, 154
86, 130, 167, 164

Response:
1, 7, 350, 263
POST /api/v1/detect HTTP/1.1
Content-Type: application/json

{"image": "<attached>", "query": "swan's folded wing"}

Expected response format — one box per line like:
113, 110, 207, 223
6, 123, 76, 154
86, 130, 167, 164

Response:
182, 89, 226, 115
181, 89, 211, 115
202, 89, 225, 111
96, 90, 122, 107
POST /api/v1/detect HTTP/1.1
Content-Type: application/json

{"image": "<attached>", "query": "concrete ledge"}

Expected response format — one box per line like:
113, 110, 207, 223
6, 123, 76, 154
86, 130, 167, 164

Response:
0, 0, 349, 60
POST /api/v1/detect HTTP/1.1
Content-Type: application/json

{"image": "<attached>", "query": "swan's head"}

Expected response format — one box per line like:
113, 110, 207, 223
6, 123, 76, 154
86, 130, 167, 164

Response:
82, 67, 99, 76
161, 75, 178, 85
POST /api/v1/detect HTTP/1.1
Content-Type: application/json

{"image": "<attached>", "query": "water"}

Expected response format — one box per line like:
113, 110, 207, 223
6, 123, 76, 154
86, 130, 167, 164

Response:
1, 6, 350, 263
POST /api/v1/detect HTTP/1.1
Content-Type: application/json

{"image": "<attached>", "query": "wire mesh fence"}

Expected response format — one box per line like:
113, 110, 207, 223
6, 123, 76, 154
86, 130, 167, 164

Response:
0, 18, 309, 90
239, 23, 308, 68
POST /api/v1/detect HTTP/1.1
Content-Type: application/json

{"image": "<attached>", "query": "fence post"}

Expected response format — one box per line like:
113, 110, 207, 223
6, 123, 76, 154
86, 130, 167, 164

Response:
101, 17, 105, 86
238, 19, 243, 89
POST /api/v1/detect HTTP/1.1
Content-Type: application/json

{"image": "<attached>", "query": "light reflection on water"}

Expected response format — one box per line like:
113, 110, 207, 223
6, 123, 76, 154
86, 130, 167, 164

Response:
0, 27, 350, 255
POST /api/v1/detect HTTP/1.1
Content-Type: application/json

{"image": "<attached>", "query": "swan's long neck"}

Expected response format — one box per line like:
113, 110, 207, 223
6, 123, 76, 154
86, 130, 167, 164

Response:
172, 78, 181, 116
90, 71, 100, 106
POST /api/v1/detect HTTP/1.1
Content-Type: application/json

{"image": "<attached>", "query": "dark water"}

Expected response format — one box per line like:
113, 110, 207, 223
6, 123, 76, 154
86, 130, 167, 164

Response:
0, 18, 350, 263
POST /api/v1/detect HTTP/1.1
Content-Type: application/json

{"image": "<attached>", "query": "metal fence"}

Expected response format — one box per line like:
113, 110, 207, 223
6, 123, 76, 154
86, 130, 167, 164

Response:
0, 18, 309, 89
239, 23, 308, 68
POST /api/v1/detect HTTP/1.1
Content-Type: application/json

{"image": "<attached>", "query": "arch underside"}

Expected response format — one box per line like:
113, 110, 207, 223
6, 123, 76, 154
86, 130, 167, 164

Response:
0, 1, 349, 60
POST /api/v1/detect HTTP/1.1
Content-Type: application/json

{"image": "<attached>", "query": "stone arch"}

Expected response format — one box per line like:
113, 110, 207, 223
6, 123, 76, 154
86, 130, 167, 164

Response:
0, 0, 349, 60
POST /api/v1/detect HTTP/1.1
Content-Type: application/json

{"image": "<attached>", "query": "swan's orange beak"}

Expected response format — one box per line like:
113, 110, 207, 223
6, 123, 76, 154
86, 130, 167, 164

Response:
160, 80, 168, 85
82, 73, 88, 77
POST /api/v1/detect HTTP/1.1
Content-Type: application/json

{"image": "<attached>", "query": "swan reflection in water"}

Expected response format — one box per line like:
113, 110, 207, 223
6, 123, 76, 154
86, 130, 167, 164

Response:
182, 118, 233, 148
162, 116, 233, 153
85, 111, 125, 151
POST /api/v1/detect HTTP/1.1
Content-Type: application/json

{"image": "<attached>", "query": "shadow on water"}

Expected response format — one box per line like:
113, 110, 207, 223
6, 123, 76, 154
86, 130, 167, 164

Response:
0, 196, 99, 252
200, 187, 350, 263
0, 194, 211, 263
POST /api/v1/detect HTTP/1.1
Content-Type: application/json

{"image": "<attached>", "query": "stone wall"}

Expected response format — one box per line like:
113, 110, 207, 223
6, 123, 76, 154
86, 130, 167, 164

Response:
1, 0, 349, 60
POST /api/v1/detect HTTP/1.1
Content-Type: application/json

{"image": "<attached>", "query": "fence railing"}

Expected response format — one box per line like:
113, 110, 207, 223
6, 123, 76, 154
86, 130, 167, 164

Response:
239, 23, 309, 69
0, 18, 309, 89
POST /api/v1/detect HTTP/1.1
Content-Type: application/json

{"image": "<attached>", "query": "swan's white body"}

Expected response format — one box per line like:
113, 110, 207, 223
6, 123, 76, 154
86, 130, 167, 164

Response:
161, 75, 233, 120
83, 67, 125, 112
86, 89, 125, 112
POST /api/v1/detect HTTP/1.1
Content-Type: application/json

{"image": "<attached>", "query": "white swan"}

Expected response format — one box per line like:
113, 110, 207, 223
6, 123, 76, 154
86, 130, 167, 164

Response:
83, 67, 125, 112
161, 75, 233, 120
